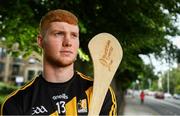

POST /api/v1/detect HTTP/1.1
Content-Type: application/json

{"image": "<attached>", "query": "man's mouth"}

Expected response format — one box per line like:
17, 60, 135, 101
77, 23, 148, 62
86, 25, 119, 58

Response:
60, 51, 73, 55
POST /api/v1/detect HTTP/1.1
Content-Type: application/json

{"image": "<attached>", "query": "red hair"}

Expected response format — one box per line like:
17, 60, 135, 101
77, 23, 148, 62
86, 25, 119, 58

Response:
39, 9, 78, 36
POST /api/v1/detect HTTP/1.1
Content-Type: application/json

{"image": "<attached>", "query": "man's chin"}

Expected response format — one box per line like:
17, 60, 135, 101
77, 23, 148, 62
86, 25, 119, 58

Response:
58, 62, 74, 67
54, 59, 75, 67
45, 56, 76, 67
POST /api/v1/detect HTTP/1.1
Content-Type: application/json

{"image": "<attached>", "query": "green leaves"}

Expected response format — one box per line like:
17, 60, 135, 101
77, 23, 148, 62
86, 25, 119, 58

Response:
162, 68, 180, 94
0, 0, 180, 89
78, 48, 90, 61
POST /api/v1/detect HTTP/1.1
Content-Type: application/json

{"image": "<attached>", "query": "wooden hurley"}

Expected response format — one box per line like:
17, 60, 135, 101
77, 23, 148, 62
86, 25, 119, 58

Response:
88, 33, 123, 115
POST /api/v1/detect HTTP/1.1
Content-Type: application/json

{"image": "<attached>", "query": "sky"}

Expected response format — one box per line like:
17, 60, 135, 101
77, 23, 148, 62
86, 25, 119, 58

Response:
140, 36, 180, 75
140, 15, 180, 75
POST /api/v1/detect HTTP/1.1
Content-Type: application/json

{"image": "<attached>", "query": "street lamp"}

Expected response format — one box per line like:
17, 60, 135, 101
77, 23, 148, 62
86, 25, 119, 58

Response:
148, 78, 152, 89
167, 65, 170, 94
167, 46, 171, 94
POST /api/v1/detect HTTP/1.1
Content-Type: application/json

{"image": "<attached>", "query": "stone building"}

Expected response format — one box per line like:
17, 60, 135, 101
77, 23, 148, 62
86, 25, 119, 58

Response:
0, 46, 42, 83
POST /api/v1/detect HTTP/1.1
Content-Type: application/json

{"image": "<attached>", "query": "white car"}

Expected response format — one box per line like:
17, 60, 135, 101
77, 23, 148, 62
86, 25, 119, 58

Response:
173, 94, 180, 99
164, 93, 172, 98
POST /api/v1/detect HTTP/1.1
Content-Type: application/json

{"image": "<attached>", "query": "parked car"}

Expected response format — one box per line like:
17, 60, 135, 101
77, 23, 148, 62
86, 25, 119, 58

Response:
148, 91, 155, 96
164, 93, 172, 98
154, 91, 164, 99
173, 94, 180, 99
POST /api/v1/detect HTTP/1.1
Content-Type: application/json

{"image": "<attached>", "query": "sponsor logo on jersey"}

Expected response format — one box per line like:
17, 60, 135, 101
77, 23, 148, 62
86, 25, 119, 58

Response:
32, 105, 48, 115
52, 93, 68, 100
77, 99, 88, 113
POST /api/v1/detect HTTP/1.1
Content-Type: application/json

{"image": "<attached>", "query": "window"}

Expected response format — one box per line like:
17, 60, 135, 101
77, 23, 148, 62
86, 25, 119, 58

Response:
0, 48, 6, 59
12, 64, 20, 75
27, 70, 35, 80
0, 62, 4, 73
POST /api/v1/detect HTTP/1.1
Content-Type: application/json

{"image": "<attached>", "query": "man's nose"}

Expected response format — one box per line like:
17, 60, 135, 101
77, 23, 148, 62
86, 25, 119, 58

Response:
62, 35, 72, 47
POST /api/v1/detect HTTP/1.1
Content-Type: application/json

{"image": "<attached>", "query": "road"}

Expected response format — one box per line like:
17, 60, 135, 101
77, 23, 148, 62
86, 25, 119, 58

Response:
144, 96, 180, 115
124, 90, 180, 115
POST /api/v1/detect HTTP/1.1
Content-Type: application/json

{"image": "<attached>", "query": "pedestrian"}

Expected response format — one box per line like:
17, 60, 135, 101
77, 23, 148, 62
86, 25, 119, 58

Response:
1, 9, 117, 115
140, 90, 145, 104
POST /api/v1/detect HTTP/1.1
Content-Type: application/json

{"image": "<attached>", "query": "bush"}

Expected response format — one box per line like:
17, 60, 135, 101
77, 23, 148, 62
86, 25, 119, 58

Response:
0, 82, 18, 94
175, 85, 180, 94
0, 82, 18, 104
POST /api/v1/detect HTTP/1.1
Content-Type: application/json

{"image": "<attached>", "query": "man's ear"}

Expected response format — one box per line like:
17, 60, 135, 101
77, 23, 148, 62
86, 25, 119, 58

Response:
37, 34, 44, 48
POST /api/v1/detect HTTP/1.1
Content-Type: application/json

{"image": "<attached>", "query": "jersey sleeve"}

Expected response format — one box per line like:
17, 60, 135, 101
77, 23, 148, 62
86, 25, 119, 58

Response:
1, 97, 23, 115
99, 87, 117, 115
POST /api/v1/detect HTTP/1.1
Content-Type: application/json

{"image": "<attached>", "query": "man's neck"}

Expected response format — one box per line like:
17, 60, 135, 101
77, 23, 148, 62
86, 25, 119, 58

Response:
43, 63, 74, 83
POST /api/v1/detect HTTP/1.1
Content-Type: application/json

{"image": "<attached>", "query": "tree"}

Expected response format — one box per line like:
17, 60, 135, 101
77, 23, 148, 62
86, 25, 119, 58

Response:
151, 80, 159, 91
176, 49, 180, 64
162, 68, 180, 94
0, 0, 40, 57
175, 85, 180, 94
140, 64, 158, 90
0, 0, 180, 89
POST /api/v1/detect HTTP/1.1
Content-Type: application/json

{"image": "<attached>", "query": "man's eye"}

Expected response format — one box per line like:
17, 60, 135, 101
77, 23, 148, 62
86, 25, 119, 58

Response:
55, 32, 63, 36
72, 34, 78, 38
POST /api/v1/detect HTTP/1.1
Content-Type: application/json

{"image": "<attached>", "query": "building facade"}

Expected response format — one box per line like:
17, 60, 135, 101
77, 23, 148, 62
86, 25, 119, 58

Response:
0, 47, 42, 83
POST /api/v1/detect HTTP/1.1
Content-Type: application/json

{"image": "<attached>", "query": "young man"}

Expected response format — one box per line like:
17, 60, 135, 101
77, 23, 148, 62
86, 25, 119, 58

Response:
1, 9, 117, 115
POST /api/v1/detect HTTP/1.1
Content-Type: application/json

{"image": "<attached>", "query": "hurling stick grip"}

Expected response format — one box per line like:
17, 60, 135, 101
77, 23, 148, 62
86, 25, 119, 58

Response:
88, 33, 123, 115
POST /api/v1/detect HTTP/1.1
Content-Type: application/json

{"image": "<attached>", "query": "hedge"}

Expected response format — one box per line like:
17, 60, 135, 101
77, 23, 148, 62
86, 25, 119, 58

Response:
0, 82, 18, 104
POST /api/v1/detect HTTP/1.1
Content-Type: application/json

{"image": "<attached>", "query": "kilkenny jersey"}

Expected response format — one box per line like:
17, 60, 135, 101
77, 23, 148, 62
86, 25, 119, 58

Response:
1, 71, 117, 115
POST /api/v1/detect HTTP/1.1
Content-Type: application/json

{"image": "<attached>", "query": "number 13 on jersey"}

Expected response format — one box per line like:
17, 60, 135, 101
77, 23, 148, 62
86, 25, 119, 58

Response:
56, 101, 66, 114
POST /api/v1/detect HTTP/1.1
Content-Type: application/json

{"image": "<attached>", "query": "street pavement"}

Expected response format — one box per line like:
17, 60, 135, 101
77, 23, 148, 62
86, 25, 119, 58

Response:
123, 95, 159, 115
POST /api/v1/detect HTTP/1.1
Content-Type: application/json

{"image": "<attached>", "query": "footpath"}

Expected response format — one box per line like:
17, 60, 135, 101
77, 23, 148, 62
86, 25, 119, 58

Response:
122, 95, 159, 115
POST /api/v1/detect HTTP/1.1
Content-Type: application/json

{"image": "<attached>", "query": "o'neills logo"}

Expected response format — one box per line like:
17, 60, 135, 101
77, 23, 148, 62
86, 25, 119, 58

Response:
32, 105, 48, 115
99, 40, 113, 71
52, 93, 68, 100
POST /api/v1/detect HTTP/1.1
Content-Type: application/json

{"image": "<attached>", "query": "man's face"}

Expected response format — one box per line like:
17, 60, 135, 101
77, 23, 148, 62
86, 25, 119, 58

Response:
40, 22, 79, 67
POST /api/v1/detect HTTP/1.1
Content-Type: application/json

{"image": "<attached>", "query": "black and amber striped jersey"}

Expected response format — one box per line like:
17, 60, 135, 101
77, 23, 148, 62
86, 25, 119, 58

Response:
1, 71, 117, 115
